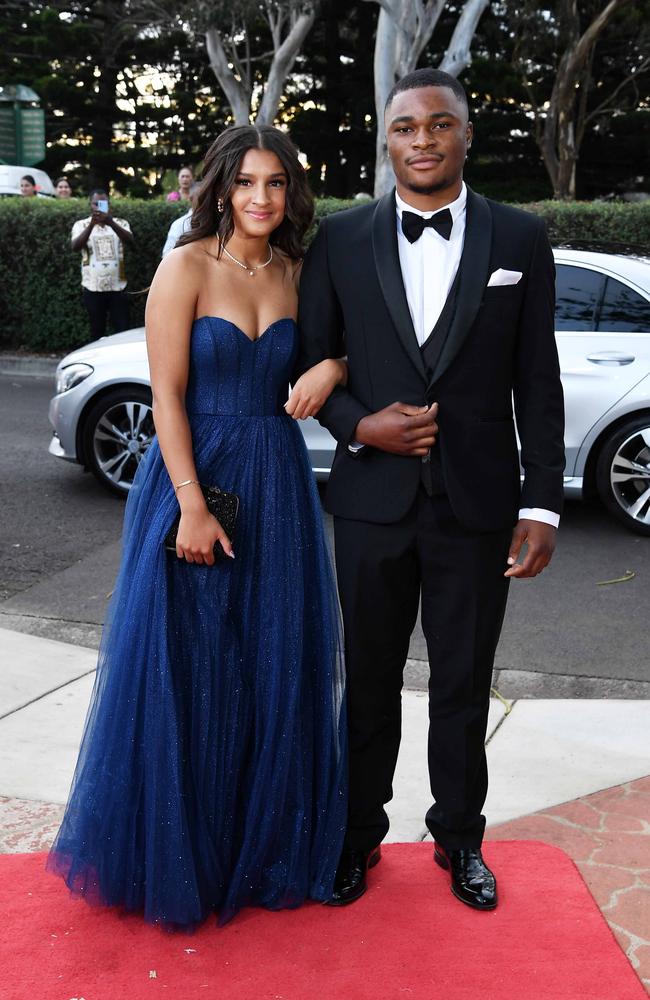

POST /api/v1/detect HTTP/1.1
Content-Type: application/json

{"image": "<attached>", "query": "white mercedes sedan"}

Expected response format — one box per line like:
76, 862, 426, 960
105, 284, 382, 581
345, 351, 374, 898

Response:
49, 249, 650, 535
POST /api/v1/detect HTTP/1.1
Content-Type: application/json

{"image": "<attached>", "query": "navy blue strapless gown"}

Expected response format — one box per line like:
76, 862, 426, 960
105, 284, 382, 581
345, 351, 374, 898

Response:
47, 317, 347, 928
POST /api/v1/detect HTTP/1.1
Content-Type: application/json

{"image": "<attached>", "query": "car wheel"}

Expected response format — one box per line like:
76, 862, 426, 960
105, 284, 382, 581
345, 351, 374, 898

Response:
596, 415, 650, 535
83, 387, 154, 496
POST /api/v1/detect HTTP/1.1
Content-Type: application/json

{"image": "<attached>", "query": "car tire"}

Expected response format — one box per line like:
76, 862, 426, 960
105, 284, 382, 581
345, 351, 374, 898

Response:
83, 386, 154, 496
595, 414, 650, 536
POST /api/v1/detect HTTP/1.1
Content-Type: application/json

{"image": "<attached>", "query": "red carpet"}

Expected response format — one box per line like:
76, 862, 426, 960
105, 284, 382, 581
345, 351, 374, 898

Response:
1, 841, 645, 1000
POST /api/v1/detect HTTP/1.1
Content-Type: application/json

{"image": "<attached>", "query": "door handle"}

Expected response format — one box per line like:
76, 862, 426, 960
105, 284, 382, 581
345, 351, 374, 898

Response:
586, 352, 635, 366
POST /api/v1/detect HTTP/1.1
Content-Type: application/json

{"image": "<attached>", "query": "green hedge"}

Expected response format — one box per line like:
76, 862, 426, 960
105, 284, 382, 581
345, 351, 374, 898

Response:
1, 195, 649, 353
0, 198, 188, 353
517, 199, 650, 249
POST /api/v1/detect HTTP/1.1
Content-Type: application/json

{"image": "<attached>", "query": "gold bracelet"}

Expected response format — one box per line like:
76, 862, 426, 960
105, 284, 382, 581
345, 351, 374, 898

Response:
174, 479, 200, 493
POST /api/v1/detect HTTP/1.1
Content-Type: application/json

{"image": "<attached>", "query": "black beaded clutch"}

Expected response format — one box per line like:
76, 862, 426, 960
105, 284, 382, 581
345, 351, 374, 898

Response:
164, 484, 240, 561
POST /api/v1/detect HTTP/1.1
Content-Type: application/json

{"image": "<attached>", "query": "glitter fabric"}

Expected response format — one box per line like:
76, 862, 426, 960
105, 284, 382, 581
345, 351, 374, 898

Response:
46, 317, 347, 929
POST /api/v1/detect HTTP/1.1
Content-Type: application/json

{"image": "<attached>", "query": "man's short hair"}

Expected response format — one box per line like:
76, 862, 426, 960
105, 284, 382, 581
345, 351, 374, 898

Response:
385, 69, 469, 116
89, 188, 108, 200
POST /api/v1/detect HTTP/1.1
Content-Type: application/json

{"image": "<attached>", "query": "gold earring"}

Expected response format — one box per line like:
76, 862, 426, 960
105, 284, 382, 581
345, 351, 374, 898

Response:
217, 197, 224, 213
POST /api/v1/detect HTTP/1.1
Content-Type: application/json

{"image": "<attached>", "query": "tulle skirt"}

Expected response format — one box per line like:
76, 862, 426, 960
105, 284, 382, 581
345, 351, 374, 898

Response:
47, 413, 347, 929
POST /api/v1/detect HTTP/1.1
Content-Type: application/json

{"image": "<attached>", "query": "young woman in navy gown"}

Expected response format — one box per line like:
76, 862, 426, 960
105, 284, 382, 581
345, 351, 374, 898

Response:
47, 126, 348, 929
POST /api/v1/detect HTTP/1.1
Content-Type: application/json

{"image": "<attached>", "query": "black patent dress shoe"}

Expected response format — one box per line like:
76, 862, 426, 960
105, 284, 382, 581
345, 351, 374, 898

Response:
326, 845, 382, 906
434, 844, 498, 910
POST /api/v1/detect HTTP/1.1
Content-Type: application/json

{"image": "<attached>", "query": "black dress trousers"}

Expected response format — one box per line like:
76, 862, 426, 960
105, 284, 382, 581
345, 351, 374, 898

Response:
334, 487, 512, 853
82, 288, 130, 340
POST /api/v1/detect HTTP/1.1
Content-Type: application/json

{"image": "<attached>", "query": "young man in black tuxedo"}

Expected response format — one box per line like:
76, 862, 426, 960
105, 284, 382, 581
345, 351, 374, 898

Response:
296, 69, 565, 911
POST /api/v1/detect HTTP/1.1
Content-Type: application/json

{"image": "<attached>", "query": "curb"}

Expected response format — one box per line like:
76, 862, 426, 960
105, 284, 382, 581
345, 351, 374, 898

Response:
0, 355, 60, 378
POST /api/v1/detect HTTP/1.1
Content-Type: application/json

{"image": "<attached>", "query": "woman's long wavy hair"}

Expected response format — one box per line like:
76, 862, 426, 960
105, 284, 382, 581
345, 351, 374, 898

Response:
177, 125, 313, 261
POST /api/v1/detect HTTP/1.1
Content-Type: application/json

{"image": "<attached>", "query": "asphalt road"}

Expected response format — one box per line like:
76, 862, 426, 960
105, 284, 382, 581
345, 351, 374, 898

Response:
1, 372, 649, 697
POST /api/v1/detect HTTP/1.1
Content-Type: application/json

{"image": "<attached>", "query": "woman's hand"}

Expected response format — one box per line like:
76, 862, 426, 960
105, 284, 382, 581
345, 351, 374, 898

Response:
176, 507, 234, 565
285, 358, 348, 420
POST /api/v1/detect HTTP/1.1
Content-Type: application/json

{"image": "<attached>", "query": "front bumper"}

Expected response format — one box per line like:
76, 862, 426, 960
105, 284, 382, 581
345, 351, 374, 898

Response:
47, 432, 73, 460
48, 391, 80, 460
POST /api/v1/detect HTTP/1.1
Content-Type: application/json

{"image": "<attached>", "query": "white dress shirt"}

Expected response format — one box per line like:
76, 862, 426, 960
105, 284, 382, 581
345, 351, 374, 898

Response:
394, 187, 559, 530
396, 186, 467, 346
162, 209, 193, 257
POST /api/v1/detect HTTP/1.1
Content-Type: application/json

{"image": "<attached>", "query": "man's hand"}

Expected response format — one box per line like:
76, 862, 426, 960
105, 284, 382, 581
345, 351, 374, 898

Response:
91, 208, 110, 226
356, 401, 438, 456
505, 519, 556, 578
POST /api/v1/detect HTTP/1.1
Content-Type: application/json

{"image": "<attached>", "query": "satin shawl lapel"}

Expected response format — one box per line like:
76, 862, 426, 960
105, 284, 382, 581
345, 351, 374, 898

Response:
428, 188, 492, 388
371, 191, 427, 383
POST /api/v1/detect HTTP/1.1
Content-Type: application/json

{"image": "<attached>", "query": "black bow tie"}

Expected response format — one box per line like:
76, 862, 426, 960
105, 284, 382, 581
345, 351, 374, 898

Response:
401, 208, 453, 244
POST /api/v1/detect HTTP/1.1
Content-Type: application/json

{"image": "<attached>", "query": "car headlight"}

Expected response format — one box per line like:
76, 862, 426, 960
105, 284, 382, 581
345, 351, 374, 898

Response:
55, 362, 94, 395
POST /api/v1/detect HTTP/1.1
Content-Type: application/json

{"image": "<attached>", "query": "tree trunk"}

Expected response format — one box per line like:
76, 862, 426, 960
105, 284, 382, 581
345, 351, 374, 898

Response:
256, 10, 315, 124
539, 127, 560, 198
205, 26, 251, 125
439, 0, 490, 76
373, 7, 399, 198
554, 86, 579, 199
532, 0, 632, 200
371, 0, 490, 197
204, 6, 315, 128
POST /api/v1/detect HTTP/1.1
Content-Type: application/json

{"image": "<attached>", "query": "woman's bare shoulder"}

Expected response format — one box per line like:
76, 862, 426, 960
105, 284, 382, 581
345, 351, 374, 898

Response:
163, 238, 214, 270
152, 238, 214, 291
274, 247, 303, 289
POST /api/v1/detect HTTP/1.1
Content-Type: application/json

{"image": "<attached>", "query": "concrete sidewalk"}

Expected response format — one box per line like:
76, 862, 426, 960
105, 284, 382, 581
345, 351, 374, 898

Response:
1, 626, 649, 991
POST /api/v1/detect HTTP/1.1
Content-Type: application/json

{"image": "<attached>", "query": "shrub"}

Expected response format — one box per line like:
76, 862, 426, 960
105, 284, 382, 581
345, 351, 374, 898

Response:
1, 194, 648, 354
518, 199, 650, 251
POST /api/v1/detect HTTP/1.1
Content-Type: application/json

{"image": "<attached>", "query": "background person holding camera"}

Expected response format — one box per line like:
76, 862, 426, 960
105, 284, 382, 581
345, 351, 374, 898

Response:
71, 189, 134, 339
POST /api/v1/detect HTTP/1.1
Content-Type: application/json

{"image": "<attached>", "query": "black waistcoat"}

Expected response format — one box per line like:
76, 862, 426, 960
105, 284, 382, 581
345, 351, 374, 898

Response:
419, 267, 462, 496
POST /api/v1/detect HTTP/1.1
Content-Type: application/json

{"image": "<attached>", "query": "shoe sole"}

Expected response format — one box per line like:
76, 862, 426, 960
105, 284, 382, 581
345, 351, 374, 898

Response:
433, 849, 450, 871
325, 847, 382, 907
450, 883, 498, 910
368, 846, 382, 869
434, 848, 498, 911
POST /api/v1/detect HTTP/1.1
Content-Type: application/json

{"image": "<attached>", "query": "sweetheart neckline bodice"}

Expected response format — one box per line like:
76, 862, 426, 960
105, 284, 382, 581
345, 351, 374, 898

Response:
193, 315, 296, 344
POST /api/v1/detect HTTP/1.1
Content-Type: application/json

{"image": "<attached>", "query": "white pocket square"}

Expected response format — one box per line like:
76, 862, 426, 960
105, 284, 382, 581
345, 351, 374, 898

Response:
487, 268, 523, 287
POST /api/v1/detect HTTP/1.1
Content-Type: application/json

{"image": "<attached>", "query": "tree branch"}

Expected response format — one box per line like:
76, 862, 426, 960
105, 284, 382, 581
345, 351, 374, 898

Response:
362, 0, 398, 17
205, 25, 251, 124
410, 0, 446, 68
439, 0, 490, 76
255, 6, 316, 123
557, 0, 633, 104
583, 55, 650, 126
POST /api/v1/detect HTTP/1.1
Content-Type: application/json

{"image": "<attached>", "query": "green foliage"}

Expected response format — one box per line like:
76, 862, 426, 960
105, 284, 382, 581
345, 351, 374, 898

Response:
313, 198, 650, 250
313, 198, 359, 219
521, 199, 650, 251
503, 0, 650, 198
287, 0, 377, 197
4, 1, 649, 200
0, 2, 226, 195
1, 196, 649, 354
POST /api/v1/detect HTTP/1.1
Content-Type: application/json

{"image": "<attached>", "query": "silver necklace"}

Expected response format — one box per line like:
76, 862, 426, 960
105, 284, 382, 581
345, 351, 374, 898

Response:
221, 242, 273, 276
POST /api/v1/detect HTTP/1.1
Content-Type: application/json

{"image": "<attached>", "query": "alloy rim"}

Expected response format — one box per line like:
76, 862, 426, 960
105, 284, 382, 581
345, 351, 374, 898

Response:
92, 400, 154, 491
609, 428, 650, 525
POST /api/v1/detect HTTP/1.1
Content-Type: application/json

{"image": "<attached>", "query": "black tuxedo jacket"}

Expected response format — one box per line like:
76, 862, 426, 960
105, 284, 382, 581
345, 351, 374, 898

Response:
296, 187, 565, 530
